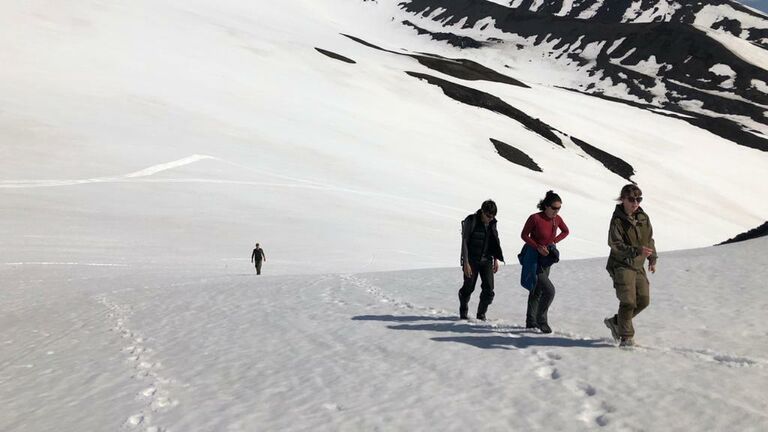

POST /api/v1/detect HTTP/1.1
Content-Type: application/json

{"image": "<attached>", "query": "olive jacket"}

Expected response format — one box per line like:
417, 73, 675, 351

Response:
606, 204, 657, 274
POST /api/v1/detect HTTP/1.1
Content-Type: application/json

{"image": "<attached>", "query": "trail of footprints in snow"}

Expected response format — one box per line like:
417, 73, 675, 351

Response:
529, 349, 615, 428
650, 346, 765, 368
347, 274, 768, 368
344, 274, 764, 426
339, 274, 447, 316
97, 297, 179, 432
344, 274, 617, 427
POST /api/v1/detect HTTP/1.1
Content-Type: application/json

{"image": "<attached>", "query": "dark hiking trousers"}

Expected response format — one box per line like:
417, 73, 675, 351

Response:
458, 260, 495, 317
255, 261, 263, 275
612, 267, 650, 337
526, 266, 555, 326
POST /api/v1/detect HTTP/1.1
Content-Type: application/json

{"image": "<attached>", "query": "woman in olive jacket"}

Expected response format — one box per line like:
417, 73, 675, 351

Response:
604, 184, 657, 347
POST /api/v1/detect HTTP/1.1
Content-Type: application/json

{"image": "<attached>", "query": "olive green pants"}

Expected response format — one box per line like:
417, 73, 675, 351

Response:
612, 268, 650, 338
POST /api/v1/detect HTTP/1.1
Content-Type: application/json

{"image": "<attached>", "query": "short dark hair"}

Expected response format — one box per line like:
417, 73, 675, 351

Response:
480, 199, 497, 216
537, 190, 561, 211
617, 184, 642, 201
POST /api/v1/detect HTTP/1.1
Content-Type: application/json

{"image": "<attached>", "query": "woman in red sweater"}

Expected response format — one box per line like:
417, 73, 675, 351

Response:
520, 190, 569, 333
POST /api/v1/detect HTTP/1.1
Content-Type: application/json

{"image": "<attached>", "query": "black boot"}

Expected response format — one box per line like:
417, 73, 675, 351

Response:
458, 291, 469, 320
538, 322, 552, 334
476, 303, 488, 321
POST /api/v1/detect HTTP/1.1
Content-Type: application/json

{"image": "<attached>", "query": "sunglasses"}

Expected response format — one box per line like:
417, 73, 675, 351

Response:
549, 205, 561, 211
626, 196, 643, 203
483, 212, 496, 219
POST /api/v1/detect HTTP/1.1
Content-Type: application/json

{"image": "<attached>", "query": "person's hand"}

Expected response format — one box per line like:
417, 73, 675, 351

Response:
649, 262, 656, 274
493, 259, 499, 274
641, 247, 654, 257
537, 245, 549, 256
463, 263, 473, 279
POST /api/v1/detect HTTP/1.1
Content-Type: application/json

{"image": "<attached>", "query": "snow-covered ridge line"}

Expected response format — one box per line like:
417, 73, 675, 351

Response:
393, 0, 768, 151
472, 0, 768, 45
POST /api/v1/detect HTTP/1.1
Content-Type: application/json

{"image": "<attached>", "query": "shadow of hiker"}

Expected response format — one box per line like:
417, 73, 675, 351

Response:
351, 314, 612, 349
431, 335, 612, 350
351, 314, 456, 323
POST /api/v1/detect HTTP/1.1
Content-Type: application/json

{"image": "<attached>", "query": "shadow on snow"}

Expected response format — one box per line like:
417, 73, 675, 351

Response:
351, 314, 612, 349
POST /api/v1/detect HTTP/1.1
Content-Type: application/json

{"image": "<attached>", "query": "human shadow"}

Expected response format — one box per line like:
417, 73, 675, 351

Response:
431, 335, 612, 350
351, 314, 457, 323
351, 314, 612, 349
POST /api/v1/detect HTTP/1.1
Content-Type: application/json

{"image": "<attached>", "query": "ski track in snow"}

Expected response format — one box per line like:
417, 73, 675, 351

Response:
0, 154, 467, 216
2, 262, 129, 267
97, 297, 179, 432
0, 154, 323, 190
0, 155, 217, 188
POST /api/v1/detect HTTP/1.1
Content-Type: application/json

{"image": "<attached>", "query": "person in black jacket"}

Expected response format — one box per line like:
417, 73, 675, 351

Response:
459, 200, 505, 320
251, 243, 266, 275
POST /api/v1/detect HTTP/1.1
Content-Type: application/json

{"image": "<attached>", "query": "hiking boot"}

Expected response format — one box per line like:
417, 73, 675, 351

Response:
458, 291, 469, 320
476, 302, 489, 321
538, 323, 552, 334
525, 321, 538, 329
619, 337, 635, 347
604, 316, 620, 341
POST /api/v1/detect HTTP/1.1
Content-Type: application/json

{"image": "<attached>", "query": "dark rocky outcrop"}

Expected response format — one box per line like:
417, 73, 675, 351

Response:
405, 71, 563, 145
341, 33, 528, 87
718, 221, 768, 245
570, 137, 635, 182
557, 86, 768, 152
315, 48, 356, 64
403, 20, 487, 49
490, 138, 543, 171
395, 0, 768, 151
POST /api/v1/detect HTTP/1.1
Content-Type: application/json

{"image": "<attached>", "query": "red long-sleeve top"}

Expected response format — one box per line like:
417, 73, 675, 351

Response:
521, 212, 569, 248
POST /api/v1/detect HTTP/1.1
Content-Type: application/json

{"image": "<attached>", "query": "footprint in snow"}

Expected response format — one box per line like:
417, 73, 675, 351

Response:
125, 413, 143, 427
322, 403, 343, 411
535, 365, 561, 380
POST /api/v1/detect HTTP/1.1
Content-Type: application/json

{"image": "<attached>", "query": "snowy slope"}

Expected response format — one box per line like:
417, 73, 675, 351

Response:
1, 0, 767, 274
1, 238, 767, 431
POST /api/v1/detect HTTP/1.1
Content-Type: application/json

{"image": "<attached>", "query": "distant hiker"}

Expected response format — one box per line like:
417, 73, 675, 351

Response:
251, 243, 266, 275
603, 184, 657, 347
459, 200, 505, 321
518, 190, 569, 334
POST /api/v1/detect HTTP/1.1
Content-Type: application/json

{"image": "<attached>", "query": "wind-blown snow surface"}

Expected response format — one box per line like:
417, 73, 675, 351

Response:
1, 0, 767, 274
1, 238, 767, 431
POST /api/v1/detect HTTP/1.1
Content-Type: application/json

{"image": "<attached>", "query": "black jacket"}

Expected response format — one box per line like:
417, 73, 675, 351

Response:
251, 247, 266, 263
461, 211, 504, 265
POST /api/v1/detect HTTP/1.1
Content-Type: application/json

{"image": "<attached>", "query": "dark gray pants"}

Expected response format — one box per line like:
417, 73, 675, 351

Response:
255, 261, 263, 275
526, 266, 555, 326
458, 260, 495, 316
